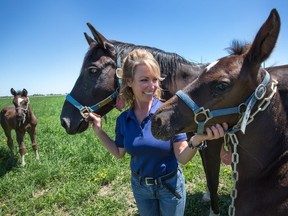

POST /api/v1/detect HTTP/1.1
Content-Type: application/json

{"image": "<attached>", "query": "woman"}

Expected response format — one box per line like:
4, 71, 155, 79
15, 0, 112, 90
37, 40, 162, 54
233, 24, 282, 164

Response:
88, 49, 228, 216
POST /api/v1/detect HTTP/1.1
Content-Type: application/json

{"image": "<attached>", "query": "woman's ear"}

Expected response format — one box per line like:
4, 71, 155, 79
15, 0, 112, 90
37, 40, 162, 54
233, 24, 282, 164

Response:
127, 78, 133, 87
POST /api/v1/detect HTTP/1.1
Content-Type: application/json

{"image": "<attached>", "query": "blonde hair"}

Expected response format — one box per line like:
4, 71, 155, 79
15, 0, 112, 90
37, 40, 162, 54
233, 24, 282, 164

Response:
117, 49, 164, 108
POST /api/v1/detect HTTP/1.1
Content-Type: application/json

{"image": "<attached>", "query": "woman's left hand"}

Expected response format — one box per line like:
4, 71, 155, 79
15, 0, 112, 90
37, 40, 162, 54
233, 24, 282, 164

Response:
205, 122, 228, 140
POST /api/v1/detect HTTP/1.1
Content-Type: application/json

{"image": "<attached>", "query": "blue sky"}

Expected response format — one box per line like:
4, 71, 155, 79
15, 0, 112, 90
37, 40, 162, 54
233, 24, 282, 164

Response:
0, 0, 287, 96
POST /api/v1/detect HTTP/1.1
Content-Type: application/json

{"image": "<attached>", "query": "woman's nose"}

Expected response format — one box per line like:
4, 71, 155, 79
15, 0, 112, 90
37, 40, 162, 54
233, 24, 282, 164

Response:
149, 80, 158, 88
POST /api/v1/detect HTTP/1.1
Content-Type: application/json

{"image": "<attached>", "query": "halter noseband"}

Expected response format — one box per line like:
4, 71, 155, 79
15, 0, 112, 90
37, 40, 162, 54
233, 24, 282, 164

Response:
176, 70, 271, 134
15, 97, 30, 125
65, 47, 122, 119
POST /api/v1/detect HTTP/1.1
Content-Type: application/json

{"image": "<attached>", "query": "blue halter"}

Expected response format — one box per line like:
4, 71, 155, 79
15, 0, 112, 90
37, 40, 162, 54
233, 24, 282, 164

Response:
65, 47, 122, 119
176, 70, 270, 134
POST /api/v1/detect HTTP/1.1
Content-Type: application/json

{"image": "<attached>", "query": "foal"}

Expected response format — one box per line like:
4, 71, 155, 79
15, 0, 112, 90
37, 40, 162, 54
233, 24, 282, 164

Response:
0, 88, 39, 166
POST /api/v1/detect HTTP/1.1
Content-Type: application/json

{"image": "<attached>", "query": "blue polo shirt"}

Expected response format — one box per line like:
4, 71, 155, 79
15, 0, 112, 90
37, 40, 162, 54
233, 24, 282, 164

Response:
115, 97, 187, 178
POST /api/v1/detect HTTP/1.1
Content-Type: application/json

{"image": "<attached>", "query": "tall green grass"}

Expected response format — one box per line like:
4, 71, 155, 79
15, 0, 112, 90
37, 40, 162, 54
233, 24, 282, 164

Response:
0, 96, 232, 215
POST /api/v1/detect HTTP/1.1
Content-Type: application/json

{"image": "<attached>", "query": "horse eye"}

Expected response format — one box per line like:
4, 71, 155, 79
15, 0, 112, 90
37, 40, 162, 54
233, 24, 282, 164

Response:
215, 82, 229, 91
181, 72, 188, 79
88, 67, 98, 74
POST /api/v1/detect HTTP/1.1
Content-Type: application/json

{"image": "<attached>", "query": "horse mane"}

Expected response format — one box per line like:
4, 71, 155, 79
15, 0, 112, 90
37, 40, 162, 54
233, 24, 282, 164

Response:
225, 40, 251, 55
113, 40, 206, 85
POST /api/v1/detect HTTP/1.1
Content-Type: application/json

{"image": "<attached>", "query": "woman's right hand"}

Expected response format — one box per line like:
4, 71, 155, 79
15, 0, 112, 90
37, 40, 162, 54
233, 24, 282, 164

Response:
87, 113, 102, 133
87, 112, 126, 159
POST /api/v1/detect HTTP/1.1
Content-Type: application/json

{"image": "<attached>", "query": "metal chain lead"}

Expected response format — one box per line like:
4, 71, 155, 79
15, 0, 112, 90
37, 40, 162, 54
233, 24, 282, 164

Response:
227, 79, 278, 216
228, 133, 239, 216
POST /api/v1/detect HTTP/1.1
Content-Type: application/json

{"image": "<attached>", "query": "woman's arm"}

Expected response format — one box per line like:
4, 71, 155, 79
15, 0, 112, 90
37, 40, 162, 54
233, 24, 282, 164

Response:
173, 123, 228, 165
88, 113, 126, 159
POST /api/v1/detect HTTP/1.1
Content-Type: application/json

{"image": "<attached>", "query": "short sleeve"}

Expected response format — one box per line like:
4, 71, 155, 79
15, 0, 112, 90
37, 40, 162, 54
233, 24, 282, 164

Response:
115, 116, 124, 148
172, 133, 187, 143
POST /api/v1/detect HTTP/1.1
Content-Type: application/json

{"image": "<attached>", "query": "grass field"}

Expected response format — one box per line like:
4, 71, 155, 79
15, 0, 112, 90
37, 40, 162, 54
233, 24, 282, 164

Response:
0, 95, 232, 215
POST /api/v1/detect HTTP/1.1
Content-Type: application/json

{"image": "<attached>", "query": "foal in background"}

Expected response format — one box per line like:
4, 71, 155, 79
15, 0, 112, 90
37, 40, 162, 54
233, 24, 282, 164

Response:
0, 88, 39, 166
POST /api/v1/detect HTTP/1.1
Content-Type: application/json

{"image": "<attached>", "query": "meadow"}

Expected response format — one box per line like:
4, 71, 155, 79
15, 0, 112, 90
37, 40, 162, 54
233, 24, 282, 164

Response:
0, 95, 232, 215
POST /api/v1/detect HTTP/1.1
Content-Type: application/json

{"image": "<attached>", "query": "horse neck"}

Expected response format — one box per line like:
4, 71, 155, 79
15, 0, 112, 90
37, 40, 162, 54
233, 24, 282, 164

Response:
236, 91, 287, 181
28, 105, 33, 115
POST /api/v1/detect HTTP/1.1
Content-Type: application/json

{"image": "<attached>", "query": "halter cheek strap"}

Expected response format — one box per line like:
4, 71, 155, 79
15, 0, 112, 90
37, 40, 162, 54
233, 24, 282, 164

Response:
66, 91, 119, 119
176, 70, 271, 134
66, 47, 122, 119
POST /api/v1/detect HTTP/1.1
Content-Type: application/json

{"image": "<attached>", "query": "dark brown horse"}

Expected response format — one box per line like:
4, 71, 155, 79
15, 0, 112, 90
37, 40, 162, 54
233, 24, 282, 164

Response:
151, 9, 288, 215
0, 88, 39, 166
198, 64, 288, 216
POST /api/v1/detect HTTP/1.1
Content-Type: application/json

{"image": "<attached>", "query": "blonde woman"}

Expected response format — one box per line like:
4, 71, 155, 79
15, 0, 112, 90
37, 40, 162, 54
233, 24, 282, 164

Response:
88, 49, 227, 216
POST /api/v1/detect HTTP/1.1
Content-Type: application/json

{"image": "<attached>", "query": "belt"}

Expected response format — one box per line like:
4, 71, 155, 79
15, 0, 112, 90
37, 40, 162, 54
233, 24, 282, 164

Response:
132, 169, 181, 199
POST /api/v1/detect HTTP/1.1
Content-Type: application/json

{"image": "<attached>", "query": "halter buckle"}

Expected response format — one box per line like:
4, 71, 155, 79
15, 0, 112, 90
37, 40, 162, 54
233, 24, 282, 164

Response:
194, 107, 211, 124
254, 84, 266, 100
238, 103, 247, 114
116, 68, 122, 78
80, 106, 92, 119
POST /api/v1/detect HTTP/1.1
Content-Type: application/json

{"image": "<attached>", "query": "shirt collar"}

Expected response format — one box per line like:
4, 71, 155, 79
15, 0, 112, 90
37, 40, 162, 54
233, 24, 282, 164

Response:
150, 97, 161, 114
126, 97, 161, 120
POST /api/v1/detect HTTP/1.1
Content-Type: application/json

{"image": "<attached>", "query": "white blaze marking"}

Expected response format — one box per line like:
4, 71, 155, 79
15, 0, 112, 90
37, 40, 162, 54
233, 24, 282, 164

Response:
18, 98, 24, 106
205, 60, 219, 72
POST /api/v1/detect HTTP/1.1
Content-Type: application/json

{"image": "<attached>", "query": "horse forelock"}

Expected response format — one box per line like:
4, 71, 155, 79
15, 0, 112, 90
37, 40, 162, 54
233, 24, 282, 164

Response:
226, 40, 251, 56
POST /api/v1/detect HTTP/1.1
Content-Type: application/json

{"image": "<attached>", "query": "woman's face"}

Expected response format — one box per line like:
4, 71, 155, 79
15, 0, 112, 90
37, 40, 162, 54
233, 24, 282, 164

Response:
129, 64, 159, 104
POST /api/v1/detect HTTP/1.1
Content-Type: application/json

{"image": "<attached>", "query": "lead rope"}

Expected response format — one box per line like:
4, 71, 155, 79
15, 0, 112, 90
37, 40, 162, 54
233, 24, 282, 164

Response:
227, 79, 278, 216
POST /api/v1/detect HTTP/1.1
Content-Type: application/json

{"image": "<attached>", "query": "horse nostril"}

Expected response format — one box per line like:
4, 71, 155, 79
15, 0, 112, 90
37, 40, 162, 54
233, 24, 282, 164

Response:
153, 116, 163, 128
60, 118, 69, 129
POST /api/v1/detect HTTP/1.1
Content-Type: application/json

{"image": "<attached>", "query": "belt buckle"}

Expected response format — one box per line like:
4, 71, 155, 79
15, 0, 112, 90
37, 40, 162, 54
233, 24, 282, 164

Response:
145, 177, 157, 185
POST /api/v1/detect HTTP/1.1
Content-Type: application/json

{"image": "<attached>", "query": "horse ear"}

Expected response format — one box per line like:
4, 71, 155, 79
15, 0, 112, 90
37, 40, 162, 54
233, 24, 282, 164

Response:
86, 23, 116, 54
87, 23, 109, 49
22, 89, 28, 97
84, 32, 95, 46
10, 88, 16, 96
245, 9, 280, 66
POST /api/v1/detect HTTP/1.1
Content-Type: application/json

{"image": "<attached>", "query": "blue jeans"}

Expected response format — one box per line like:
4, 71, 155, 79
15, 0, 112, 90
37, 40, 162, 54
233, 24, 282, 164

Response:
131, 168, 186, 216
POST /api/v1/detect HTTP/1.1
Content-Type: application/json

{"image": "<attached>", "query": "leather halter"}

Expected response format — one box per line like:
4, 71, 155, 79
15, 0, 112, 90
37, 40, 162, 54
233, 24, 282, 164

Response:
176, 70, 271, 134
15, 97, 30, 125
65, 48, 122, 119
